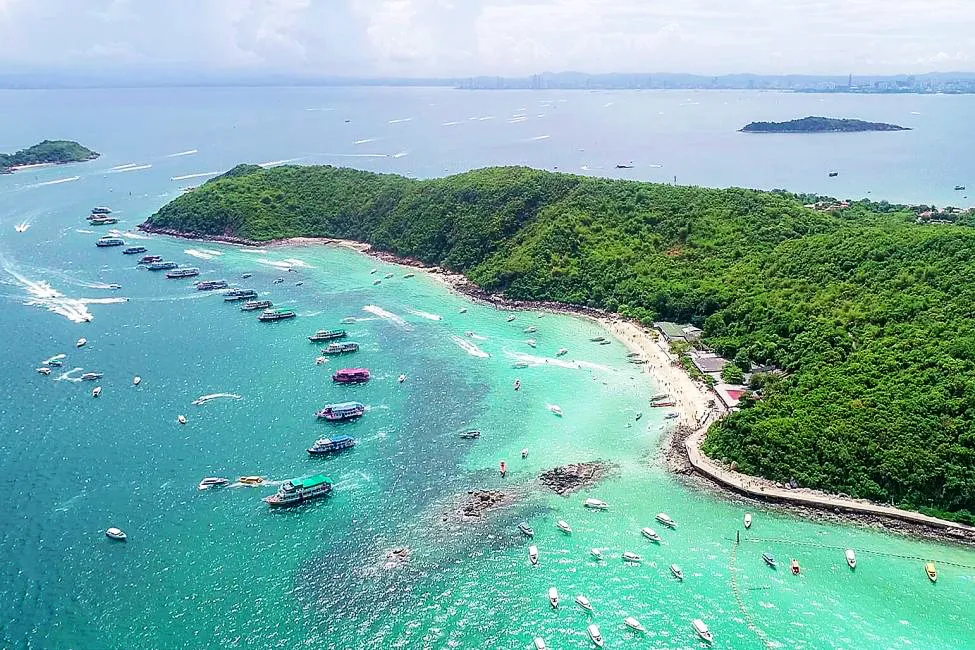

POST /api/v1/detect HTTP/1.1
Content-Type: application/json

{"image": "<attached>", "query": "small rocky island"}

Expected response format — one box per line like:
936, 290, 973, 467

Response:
0, 140, 99, 173
741, 116, 909, 133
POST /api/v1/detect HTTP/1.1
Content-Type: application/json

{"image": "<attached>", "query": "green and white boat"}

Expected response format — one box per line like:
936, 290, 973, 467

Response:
264, 474, 332, 506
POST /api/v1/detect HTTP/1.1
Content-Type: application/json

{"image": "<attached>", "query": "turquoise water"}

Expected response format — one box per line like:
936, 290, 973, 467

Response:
1, 87, 974, 649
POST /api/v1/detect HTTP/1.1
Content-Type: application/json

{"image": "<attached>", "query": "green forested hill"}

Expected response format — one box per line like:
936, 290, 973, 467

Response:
145, 164, 975, 522
0, 140, 98, 172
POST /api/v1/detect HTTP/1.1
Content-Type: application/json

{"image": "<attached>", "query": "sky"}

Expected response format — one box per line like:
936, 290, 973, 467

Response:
0, 0, 971, 78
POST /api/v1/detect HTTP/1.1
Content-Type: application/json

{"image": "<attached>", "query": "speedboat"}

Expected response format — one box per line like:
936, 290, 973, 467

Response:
591, 548, 603, 560
925, 561, 938, 582
105, 527, 127, 541
671, 563, 684, 580
549, 405, 564, 416
459, 430, 481, 439
507, 315, 516, 322
403, 273, 414, 278
133, 376, 142, 385
370, 268, 377, 274
398, 374, 407, 383
656, 512, 676, 528
762, 552, 777, 568
557, 348, 568, 356
241, 273, 252, 279
583, 498, 608, 510
622, 551, 642, 563
37, 367, 51, 375
624, 616, 646, 633
91, 386, 102, 397
548, 587, 559, 609
576, 595, 594, 612
846, 549, 857, 570
692, 619, 714, 644
641, 527, 661, 542
527, 338, 537, 348
791, 559, 801, 575
198, 477, 230, 491
524, 326, 537, 333
587, 623, 604, 648
459, 308, 467, 314
518, 522, 535, 538
521, 448, 528, 459
76, 338, 87, 348
529, 545, 539, 566
80, 372, 103, 381
384, 273, 394, 279
533, 638, 546, 650
372, 279, 381, 285
340, 317, 357, 324
178, 415, 187, 424
238, 476, 265, 486
557, 520, 572, 534
744, 513, 753, 529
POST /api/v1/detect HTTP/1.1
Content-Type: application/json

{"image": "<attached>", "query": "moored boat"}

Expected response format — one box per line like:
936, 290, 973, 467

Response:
590, 548, 603, 560
223, 289, 258, 301
529, 545, 539, 566
587, 623, 604, 648
258, 308, 296, 321
549, 404, 564, 416
178, 415, 187, 424
518, 522, 535, 538
307, 435, 357, 454
241, 299, 273, 311
91, 206, 112, 214
322, 341, 359, 354
147, 261, 178, 271
557, 348, 568, 356
332, 367, 370, 383
308, 329, 347, 342
651, 400, 677, 407
846, 549, 857, 569
624, 616, 646, 633
198, 477, 230, 491
76, 337, 87, 348
95, 237, 125, 247
557, 520, 572, 534
692, 619, 714, 643
139, 255, 163, 264
548, 587, 559, 609
583, 498, 608, 510
91, 386, 101, 397
122, 246, 148, 255
80, 372, 103, 381
762, 552, 777, 568
507, 315, 516, 322
166, 268, 200, 278
576, 595, 594, 612
641, 527, 661, 542
238, 476, 265, 486
88, 216, 119, 225
925, 561, 938, 582
533, 638, 546, 650
105, 527, 127, 541
459, 430, 481, 439
196, 280, 228, 290
671, 563, 684, 580
524, 326, 537, 333
316, 401, 366, 421
264, 474, 333, 507
791, 558, 801, 575
656, 512, 676, 528
744, 513, 753, 529
623, 551, 642, 563
37, 367, 51, 375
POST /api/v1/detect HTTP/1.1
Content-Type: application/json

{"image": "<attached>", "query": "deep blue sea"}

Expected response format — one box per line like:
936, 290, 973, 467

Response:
1, 87, 973, 649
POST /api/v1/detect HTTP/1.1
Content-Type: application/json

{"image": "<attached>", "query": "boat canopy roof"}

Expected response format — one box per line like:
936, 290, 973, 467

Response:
326, 401, 365, 410
336, 368, 369, 374
293, 474, 332, 489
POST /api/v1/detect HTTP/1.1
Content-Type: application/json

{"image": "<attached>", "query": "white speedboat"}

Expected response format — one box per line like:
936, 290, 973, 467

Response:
372, 279, 381, 285
384, 273, 394, 279
693, 619, 714, 643
584, 498, 608, 510
549, 404, 564, 416
521, 447, 528, 459
548, 587, 559, 609
507, 315, 516, 322
656, 512, 676, 528
37, 367, 52, 375
557, 520, 572, 534
533, 638, 546, 650
105, 527, 127, 541
80, 372, 103, 381
641, 527, 661, 542
76, 338, 87, 348
576, 595, 594, 612
623, 551, 642, 563
518, 522, 535, 538
459, 307, 468, 314
846, 548, 857, 570
524, 326, 537, 333
198, 477, 230, 491
671, 563, 684, 580
557, 348, 568, 356
590, 548, 603, 560
624, 616, 646, 633
91, 386, 101, 397
587, 623, 604, 648
529, 545, 539, 566
178, 415, 187, 424
744, 513, 753, 529
398, 374, 407, 383
133, 376, 142, 385
527, 338, 537, 348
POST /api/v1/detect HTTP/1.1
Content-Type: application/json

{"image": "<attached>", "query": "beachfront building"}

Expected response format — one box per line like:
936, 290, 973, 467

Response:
690, 351, 728, 378
653, 321, 703, 343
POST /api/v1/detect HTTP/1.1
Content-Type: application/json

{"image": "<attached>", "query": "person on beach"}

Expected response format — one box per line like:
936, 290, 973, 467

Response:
500, 461, 507, 478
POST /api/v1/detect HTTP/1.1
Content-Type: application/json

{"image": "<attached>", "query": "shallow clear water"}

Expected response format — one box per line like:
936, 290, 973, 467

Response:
0, 87, 973, 649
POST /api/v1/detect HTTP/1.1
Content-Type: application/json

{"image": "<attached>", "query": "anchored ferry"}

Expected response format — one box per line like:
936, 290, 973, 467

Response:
308, 329, 347, 342
316, 401, 365, 421
264, 474, 333, 507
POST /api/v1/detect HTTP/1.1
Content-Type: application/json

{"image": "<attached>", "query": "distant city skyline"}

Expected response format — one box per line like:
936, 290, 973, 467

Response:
0, 1, 972, 80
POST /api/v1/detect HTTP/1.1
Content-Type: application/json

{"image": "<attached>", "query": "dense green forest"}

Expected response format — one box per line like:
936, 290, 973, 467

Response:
740, 116, 909, 133
0, 140, 98, 172
145, 164, 975, 523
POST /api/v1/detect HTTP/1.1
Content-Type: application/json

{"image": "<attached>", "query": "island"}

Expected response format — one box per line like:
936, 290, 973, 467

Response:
142, 164, 975, 525
0, 140, 100, 173
740, 116, 909, 133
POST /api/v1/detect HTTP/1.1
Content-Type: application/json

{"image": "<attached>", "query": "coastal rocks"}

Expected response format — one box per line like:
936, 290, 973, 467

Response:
459, 490, 507, 518
665, 425, 696, 475
539, 461, 617, 495
382, 547, 411, 570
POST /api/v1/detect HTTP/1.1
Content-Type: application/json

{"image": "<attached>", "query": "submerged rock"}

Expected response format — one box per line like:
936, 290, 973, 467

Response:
539, 461, 617, 495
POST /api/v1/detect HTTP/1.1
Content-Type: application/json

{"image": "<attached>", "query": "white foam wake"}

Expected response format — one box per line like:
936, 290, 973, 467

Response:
505, 350, 610, 372
528, 135, 551, 141
281, 257, 314, 269
450, 335, 489, 358
185, 248, 217, 260
166, 149, 198, 157
392, 151, 408, 159
406, 309, 442, 321
353, 138, 377, 145
258, 158, 301, 168
192, 393, 242, 405
388, 117, 413, 124
362, 305, 412, 330
442, 121, 462, 126
30, 176, 79, 187
111, 163, 140, 171
171, 172, 219, 181
113, 164, 152, 172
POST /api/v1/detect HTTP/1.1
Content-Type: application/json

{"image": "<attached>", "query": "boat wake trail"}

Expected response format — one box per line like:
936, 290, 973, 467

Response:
450, 335, 490, 358
171, 172, 219, 181
166, 149, 199, 157
54, 367, 85, 382
29, 176, 80, 188
14, 221, 30, 233
388, 117, 413, 124
258, 158, 302, 168
353, 138, 378, 145
392, 151, 408, 159
505, 350, 609, 372
110, 229, 151, 240
111, 164, 152, 173
528, 135, 551, 141
362, 305, 412, 331
406, 309, 442, 321
466, 332, 489, 341
281, 258, 313, 269
185, 248, 218, 261
111, 163, 140, 171
192, 393, 243, 406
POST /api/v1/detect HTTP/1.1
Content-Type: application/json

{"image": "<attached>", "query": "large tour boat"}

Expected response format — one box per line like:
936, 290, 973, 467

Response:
223, 289, 258, 301
88, 216, 118, 225
95, 237, 125, 247
307, 435, 356, 454
258, 308, 296, 321
332, 367, 371, 383
122, 246, 148, 255
322, 341, 359, 355
195, 280, 228, 291
166, 268, 200, 279
308, 329, 347, 342
264, 474, 333, 507
241, 300, 273, 311
147, 261, 177, 270
316, 401, 365, 421
91, 206, 112, 214
139, 255, 163, 264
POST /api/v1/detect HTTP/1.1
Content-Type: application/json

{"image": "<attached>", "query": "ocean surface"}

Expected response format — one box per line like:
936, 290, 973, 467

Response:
0, 86, 973, 649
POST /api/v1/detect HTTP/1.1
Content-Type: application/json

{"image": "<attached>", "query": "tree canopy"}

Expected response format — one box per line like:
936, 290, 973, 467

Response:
0, 140, 99, 172
145, 164, 975, 523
